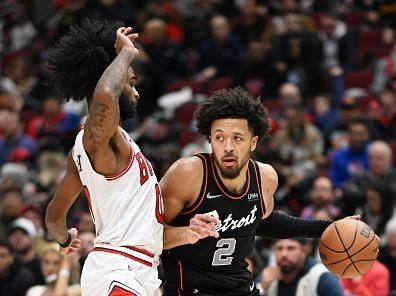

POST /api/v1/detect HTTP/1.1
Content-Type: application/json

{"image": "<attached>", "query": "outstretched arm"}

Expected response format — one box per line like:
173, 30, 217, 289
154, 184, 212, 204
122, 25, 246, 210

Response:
45, 151, 83, 252
83, 27, 139, 153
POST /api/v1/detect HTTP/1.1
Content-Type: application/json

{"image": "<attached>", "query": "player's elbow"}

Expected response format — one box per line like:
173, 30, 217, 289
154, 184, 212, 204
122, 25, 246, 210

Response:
45, 201, 59, 228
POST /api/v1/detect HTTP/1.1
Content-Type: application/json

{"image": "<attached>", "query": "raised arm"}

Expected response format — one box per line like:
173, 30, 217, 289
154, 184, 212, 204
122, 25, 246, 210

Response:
161, 157, 220, 250
45, 151, 83, 252
83, 27, 139, 154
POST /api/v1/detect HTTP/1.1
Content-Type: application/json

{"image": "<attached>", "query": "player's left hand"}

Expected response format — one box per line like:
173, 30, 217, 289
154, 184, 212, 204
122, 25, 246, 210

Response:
60, 228, 81, 255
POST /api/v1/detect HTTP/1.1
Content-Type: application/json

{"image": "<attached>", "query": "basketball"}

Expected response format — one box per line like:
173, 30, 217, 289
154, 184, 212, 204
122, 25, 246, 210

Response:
318, 219, 379, 278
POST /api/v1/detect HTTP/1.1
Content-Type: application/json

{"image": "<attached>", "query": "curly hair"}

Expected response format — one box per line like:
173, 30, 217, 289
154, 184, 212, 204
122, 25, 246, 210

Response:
195, 86, 270, 139
47, 18, 123, 101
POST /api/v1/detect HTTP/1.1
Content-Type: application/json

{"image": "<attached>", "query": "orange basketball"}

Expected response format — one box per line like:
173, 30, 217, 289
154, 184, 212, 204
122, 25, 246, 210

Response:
318, 219, 379, 278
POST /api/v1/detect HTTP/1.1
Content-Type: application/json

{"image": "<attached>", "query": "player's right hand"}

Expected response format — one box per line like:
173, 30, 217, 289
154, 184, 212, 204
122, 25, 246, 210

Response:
115, 27, 139, 56
60, 228, 81, 255
185, 214, 220, 244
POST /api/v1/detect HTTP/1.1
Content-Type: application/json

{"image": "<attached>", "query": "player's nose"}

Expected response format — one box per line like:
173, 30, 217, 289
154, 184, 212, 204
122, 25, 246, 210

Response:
224, 139, 234, 152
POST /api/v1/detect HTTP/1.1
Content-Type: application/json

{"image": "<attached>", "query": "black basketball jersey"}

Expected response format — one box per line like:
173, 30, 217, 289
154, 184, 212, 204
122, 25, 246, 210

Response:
161, 153, 266, 295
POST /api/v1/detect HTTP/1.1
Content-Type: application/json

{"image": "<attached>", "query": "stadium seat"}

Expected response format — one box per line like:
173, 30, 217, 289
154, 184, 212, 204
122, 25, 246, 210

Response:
165, 79, 204, 94
344, 70, 373, 88
207, 77, 233, 94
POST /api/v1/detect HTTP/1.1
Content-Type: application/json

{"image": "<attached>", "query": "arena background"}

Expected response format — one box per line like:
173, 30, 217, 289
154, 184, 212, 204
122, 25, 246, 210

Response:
0, 0, 395, 295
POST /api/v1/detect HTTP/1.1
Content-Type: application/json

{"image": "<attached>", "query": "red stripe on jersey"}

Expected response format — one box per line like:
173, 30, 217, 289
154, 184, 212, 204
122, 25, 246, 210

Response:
108, 285, 137, 296
106, 145, 135, 181
253, 162, 266, 218
122, 245, 154, 258
93, 247, 152, 267
178, 260, 184, 293
83, 186, 95, 222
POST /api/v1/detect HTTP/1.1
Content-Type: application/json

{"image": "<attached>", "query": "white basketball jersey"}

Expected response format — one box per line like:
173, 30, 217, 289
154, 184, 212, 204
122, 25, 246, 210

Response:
72, 128, 163, 256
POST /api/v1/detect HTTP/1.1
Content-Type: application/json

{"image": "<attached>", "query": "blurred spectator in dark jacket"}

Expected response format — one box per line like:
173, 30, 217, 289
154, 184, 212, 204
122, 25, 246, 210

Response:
0, 240, 36, 296
355, 179, 393, 236
378, 217, 396, 295
195, 15, 242, 83
271, 12, 325, 97
233, 0, 269, 47
342, 140, 396, 215
139, 18, 186, 85
375, 78, 396, 139
311, 93, 341, 141
317, 14, 354, 73
300, 176, 341, 221
7, 217, 44, 284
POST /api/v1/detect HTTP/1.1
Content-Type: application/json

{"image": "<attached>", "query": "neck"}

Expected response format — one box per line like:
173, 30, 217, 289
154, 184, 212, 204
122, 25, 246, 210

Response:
282, 269, 300, 284
216, 162, 249, 194
21, 248, 35, 262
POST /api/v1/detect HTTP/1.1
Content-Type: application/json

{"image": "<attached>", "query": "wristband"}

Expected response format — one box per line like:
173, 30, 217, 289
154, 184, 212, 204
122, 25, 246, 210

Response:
59, 232, 71, 248
59, 268, 71, 278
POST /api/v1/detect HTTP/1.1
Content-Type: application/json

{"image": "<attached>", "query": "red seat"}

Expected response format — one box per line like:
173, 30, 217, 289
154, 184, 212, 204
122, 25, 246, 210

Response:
344, 71, 373, 88
174, 101, 198, 125
263, 99, 282, 111
344, 10, 365, 27
165, 79, 203, 94
207, 77, 233, 94
357, 29, 383, 47
356, 45, 392, 65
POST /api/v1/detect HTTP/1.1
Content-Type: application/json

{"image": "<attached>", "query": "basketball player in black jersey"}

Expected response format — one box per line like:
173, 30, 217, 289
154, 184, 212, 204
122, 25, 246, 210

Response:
160, 87, 358, 296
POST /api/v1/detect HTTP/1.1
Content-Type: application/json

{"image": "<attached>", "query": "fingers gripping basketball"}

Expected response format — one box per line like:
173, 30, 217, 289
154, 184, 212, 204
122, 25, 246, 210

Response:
319, 219, 379, 278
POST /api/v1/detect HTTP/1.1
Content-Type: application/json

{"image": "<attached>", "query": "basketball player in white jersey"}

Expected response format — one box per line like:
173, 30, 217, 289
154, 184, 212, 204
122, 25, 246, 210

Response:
45, 19, 163, 296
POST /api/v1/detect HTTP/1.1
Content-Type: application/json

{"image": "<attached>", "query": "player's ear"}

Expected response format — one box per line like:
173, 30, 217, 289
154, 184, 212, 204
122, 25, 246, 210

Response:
251, 136, 258, 151
208, 134, 211, 144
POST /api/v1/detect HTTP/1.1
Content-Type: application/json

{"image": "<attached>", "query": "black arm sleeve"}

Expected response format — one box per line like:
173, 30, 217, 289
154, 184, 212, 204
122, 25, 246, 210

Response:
256, 211, 332, 239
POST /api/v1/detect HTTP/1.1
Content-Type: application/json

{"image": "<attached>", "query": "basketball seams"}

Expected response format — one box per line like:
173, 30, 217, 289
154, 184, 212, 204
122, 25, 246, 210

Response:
341, 258, 377, 277
344, 219, 359, 251
323, 229, 376, 265
334, 222, 362, 277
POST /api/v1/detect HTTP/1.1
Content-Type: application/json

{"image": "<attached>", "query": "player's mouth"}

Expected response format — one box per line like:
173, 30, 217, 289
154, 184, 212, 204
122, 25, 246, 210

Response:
222, 157, 237, 167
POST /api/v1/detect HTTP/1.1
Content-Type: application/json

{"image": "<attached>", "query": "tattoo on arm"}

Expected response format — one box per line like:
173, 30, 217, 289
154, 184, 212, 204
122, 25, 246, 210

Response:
87, 103, 111, 144
95, 48, 135, 101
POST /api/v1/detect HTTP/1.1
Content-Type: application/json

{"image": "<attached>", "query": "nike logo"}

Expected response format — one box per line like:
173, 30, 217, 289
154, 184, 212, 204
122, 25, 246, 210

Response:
249, 282, 255, 291
206, 192, 222, 199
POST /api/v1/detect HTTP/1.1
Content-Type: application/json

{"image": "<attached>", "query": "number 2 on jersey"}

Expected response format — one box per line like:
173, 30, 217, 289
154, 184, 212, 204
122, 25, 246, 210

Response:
212, 238, 236, 266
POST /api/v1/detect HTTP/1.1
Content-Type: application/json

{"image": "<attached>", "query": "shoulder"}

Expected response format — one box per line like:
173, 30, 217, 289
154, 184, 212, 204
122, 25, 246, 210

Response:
160, 156, 203, 189
255, 162, 278, 187
318, 271, 343, 292
165, 156, 203, 177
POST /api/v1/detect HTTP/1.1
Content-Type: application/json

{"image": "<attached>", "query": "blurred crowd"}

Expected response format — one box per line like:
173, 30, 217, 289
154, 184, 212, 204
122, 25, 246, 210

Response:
0, 0, 396, 295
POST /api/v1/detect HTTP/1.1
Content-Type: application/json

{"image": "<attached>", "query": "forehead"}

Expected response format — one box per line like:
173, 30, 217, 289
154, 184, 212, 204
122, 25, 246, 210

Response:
274, 240, 301, 248
211, 118, 251, 134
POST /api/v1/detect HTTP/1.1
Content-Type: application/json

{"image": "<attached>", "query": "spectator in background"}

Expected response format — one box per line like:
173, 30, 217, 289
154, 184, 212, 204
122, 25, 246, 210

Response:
195, 14, 242, 83
317, 14, 354, 73
261, 238, 344, 296
7, 217, 44, 285
271, 103, 324, 205
330, 119, 370, 188
356, 180, 393, 237
0, 240, 36, 296
341, 260, 390, 296
379, 217, 396, 295
233, 0, 268, 47
311, 93, 341, 142
26, 249, 80, 296
0, 109, 38, 166
77, 231, 94, 274
140, 18, 186, 85
376, 78, 396, 139
271, 12, 325, 97
342, 140, 396, 215
300, 176, 341, 221
26, 90, 80, 152
0, 187, 24, 239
